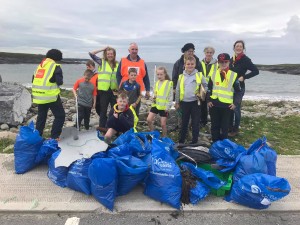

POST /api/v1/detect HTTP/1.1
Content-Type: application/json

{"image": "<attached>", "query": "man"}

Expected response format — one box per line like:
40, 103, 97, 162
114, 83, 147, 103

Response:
32, 49, 65, 140
116, 42, 150, 99
200, 46, 218, 128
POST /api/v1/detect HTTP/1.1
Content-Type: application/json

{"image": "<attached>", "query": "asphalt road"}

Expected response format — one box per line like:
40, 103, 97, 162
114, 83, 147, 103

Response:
1, 212, 300, 225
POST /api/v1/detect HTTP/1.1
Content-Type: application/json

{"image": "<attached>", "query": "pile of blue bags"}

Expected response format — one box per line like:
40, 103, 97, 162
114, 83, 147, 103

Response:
14, 122, 291, 211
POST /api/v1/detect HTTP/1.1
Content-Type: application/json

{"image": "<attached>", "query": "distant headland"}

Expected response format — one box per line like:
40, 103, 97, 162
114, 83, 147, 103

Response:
1, 52, 299, 75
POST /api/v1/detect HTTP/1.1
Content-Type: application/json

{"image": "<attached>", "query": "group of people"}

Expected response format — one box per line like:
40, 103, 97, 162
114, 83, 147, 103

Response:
31, 40, 259, 144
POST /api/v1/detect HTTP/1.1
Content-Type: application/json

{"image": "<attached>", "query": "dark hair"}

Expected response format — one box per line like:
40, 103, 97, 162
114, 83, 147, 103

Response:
156, 66, 170, 80
128, 67, 137, 74
86, 59, 95, 67
46, 49, 63, 61
84, 69, 94, 79
233, 40, 245, 50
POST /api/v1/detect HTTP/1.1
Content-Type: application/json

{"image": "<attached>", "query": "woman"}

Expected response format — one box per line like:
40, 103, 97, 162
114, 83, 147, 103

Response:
229, 40, 259, 136
89, 46, 119, 131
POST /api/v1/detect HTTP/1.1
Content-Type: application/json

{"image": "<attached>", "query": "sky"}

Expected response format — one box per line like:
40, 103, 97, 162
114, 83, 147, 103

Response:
1, 0, 300, 64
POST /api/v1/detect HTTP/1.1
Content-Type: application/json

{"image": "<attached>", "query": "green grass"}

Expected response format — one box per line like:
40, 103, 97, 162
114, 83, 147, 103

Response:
0, 138, 15, 154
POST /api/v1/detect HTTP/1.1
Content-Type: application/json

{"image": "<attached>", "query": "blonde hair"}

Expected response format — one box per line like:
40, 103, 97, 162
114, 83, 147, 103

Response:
156, 66, 170, 80
203, 46, 215, 54
103, 47, 118, 69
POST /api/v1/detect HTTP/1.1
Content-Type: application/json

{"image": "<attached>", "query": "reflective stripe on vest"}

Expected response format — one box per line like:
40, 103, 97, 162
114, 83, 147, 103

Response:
97, 60, 118, 91
129, 105, 139, 132
152, 80, 173, 110
178, 72, 202, 101
32, 60, 60, 104
201, 61, 218, 83
210, 70, 237, 104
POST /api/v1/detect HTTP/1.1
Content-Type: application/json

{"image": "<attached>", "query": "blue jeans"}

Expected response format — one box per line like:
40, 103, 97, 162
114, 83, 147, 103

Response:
230, 89, 245, 130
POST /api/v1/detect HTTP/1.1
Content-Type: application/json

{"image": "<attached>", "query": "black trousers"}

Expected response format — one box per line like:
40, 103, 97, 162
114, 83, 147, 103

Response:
77, 105, 92, 130
96, 89, 116, 127
209, 106, 231, 142
200, 99, 208, 126
179, 101, 201, 143
36, 96, 65, 139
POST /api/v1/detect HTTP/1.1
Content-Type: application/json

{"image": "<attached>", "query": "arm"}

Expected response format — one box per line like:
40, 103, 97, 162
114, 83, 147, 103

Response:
206, 78, 214, 107
201, 73, 208, 91
49, 66, 63, 86
143, 63, 151, 92
175, 77, 181, 109
89, 47, 109, 66
166, 82, 174, 111
116, 60, 122, 86
233, 79, 243, 106
172, 61, 179, 90
243, 57, 259, 80
72, 80, 79, 98
135, 86, 142, 105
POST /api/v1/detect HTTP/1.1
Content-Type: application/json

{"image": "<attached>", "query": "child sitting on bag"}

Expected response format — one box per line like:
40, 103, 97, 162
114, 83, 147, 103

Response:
104, 92, 134, 143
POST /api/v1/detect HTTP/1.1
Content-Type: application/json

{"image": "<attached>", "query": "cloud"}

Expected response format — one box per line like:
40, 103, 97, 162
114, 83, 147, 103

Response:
1, 0, 300, 64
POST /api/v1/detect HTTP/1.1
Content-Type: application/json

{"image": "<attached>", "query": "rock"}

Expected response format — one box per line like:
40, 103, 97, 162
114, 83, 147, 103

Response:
0, 124, 9, 130
9, 127, 18, 133
69, 107, 76, 113
3, 144, 14, 152
0, 83, 31, 126
0, 131, 17, 140
89, 118, 98, 127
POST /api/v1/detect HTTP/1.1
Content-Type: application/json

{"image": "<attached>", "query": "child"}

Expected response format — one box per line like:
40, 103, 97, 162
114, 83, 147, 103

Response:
146, 66, 173, 137
104, 92, 134, 143
207, 53, 242, 142
175, 56, 207, 144
72, 69, 97, 130
120, 68, 142, 116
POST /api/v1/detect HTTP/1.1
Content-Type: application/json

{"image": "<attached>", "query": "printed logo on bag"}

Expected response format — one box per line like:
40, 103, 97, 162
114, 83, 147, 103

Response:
36, 69, 45, 78
153, 157, 172, 169
251, 185, 261, 194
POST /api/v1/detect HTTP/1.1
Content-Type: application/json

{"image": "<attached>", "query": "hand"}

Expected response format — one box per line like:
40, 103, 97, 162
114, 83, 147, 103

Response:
132, 103, 137, 108
238, 76, 244, 82
207, 102, 214, 108
229, 104, 236, 110
145, 91, 150, 99
113, 112, 118, 118
175, 103, 180, 110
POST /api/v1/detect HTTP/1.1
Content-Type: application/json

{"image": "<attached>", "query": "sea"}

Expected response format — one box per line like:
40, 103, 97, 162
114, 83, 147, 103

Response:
1, 63, 300, 101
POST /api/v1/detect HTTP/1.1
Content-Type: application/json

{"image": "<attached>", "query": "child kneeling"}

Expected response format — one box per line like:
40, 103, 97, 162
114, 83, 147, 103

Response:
104, 92, 134, 143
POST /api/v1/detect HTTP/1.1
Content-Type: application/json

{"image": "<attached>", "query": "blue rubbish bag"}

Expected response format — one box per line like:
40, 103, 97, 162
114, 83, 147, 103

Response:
47, 150, 69, 187
67, 158, 92, 195
234, 137, 277, 182
144, 139, 182, 209
14, 121, 44, 174
247, 136, 277, 176
159, 137, 179, 160
35, 139, 59, 164
226, 173, 291, 209
129, 134, 152, 158
116, 155, 148, 196
108, 144, 132, 158
209, 139, 246, 172
190, 181, 210, 205
180, 162, 225, 189
88, 158, 117, 211
113, 128, 134, 145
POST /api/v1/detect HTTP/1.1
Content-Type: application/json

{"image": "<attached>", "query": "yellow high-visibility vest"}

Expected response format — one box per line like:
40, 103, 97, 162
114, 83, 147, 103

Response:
210, 69, 237, 104
152, 80, 173, 110
178, 72, 203, 101
201, 61, 218, 83
32, 58, 60, 104
97, 60, 119, 91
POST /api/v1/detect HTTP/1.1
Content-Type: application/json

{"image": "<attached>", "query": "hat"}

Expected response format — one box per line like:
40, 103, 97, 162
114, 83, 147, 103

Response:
217, 53, 230, 62
181, 43, 195, 53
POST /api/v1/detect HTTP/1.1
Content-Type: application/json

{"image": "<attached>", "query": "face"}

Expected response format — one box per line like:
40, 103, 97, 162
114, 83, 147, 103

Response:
234, 42, 244, 55
219, 61, 230, 70
128, 44, 138, 59
106, 50, 115, 62
185, 60, 196, 74
117, 97, 128, 110
128, 72, 137, 82
84, 75, 91, 82
156, 69, 165, 81
204, 49, 214, 61
86, 64, 95, 71
184, 48, 194, 58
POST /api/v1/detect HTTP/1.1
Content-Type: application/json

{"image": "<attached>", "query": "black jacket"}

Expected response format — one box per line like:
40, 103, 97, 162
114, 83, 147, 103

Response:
172, 54, 202, 89
229, 55, 259, 89
106, 105, 134, 133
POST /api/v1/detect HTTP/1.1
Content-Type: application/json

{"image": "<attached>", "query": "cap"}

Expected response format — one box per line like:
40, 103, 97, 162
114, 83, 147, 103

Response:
181, 43, 195, 53
217, 53, 230, 62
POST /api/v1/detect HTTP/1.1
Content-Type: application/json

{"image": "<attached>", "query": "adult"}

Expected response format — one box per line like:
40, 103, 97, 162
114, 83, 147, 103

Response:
172, 43, 202, 94
199, 46, 218, 127
116, 42, 150, 98
229, 40, 259, 136
207, 53, 242, 142
32, 49, 65, 140
89, 46, 119, 131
